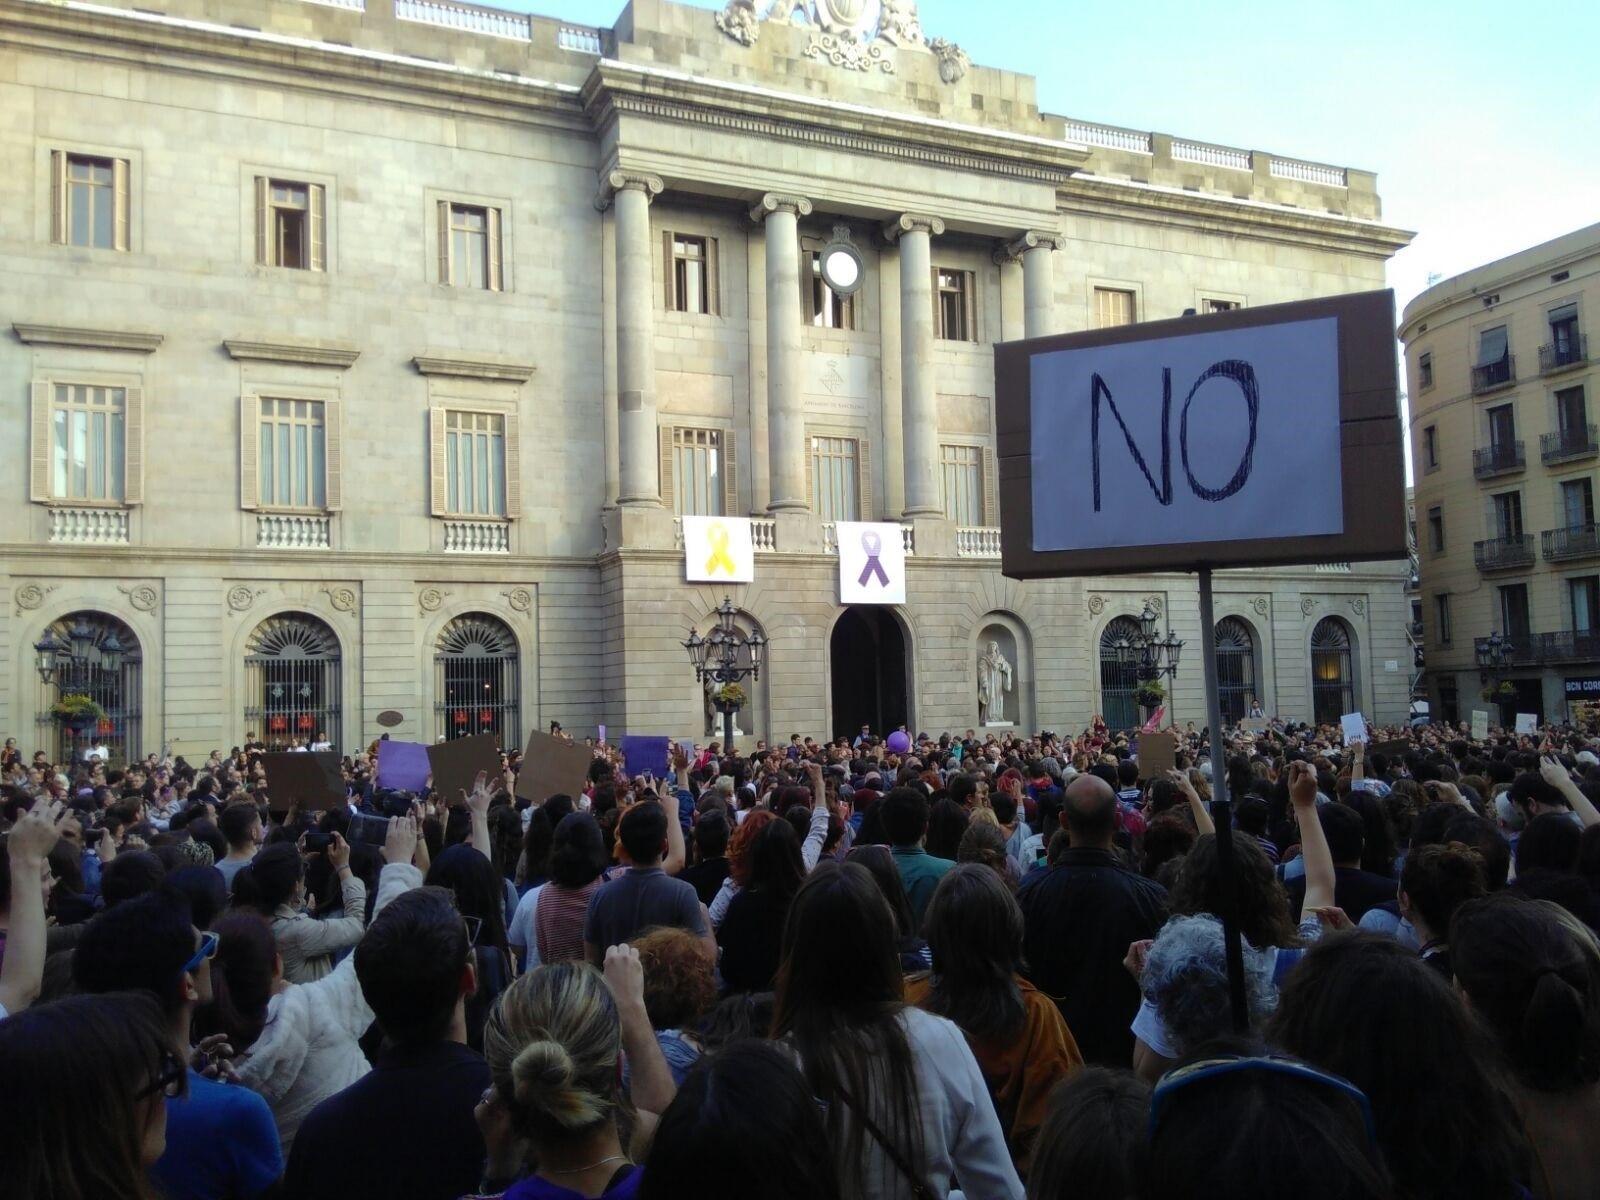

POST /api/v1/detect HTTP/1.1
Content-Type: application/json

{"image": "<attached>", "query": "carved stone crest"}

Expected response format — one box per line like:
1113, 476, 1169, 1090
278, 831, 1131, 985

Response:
1087, 594, 1106, 616
714, 0, 759, 46
714, 0, 967, 83
1143, 596, 1164, 616
1352, 597, 1367, 617
323, 586, 357, 613
1251, 597, 1269, 618
15, 583, 54, 613
928, 37, 969, 83
502, 587, 533, 613
227, 585, 264, 613
119, 584, 159, 613
1301, 597, 1318, 617
418, 587, 449, 614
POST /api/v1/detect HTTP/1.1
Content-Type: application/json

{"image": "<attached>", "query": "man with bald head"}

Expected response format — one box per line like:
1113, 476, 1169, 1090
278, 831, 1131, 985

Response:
1015, 773, 1169, 1065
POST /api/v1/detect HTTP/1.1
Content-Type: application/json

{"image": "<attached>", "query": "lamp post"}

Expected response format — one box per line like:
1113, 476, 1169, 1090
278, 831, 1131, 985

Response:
34, 621, 124, 763
1114, 605, 1185, 720
683, 596, 765, 753
1477, 632, 1515, 718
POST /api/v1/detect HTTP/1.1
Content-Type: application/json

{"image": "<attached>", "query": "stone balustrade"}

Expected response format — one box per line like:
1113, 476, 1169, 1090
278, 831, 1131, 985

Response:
444, 520, 511, 553
394, 0, 531, 40
257, 514, 331, 550
48, 507, 130, 545
955, 526, 1002, 558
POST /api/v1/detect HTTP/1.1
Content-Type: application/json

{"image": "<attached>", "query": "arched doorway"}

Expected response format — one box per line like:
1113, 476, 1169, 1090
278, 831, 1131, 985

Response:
1311, 617, 1355, 725
830, 607, 908, 740
245, 612, 342, 750
1099, 616, 1142, 730
434, 614, 520, 748
1215, 617, 1258, 724
33, 611, 143, 766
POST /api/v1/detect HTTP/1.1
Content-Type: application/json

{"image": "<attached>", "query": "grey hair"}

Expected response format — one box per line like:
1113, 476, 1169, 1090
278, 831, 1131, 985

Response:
1140, 914, 1278, 1056
713, 775, 735, 798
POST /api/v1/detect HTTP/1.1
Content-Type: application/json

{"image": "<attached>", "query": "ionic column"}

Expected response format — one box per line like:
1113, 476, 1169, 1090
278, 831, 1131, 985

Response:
997, 229, 1062, 339
603, 171, 664, 505
884, 213, 945, 518
751, 193, 813, 512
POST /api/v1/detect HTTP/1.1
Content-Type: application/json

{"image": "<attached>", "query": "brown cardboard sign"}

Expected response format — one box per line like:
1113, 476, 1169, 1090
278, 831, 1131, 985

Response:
427, 733, 501, 802
514, 731, 593, 804
995, 290, 1407, 578
1137, 731, 1177, 781
1369, 739, 1411, 761
259, 751, 345, 812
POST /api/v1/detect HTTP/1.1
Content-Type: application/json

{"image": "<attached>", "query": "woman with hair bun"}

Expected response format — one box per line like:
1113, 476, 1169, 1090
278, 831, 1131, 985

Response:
1398, 842, 1486, 977
469, 949, 676, 1200
1452, 895, 1600, 1200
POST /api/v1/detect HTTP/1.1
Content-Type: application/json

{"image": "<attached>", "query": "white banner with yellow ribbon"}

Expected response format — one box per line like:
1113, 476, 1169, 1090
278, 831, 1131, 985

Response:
683, 515, 755, 583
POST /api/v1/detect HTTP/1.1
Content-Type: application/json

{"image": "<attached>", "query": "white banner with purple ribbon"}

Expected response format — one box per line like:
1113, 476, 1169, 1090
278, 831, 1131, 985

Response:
836, 521, 906, 605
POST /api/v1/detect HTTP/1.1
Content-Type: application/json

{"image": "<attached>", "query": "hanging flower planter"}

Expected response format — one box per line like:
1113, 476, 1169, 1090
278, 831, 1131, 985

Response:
51, 693, 106, 735
713, 682, 747, 712
1134, 680, 1166, 711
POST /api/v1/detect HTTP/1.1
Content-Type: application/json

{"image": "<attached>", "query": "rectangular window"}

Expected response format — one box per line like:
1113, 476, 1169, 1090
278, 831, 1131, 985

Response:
49, 383, 125, 502
1435, 594, 1452, 644
1427, 505, 1444, 553
1557, 386, 1588, 435
1573, 576, 1600, 634
810, 435, 860, 521
437, 202, 501, 291
1201, 297, 1239, 314
1562, 478, 1595, 529
1418, 352, 1433, 390
256, 178, 325, 271
1094, 287, 1137, 329
258, 398, 327, 510
444, 411, 506, 517
57, 152, 128, 250
1477, 325, 1510, 367
1423, 425, 1438, 470
809, 251, 856, 330
671, 235, 711, 314
940, 443, 983, 525
1487, 403, 1516, 449
671, 427, 725, 517
1492, 491, 1523, 539
935, 268, 975, 341
1499, 583, 1531, 642
1550, 304, 1580, 359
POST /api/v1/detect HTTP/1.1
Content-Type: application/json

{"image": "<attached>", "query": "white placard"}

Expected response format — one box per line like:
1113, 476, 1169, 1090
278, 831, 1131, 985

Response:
837, 521, 907, 604
1340, 712, 1367, 744
1515, 713, 1538, 736
1470, 711, 1489, 740
1030, 318, 1343, 551
682, 516, 755, 583
1384, 660, 1399, 672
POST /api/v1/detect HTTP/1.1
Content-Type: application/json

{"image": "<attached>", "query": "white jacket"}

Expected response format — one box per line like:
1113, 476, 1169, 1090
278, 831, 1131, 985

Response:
236, 861, 422, 1154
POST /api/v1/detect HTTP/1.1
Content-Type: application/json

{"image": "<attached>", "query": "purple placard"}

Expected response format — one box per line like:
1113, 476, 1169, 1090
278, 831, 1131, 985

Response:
376, 739, 430, 791
618, 735, 671, 780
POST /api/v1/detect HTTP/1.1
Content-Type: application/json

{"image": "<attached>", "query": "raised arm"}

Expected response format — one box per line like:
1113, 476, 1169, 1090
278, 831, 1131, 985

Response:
1168, 769, 1215, 836
1289, 761, 1335, 920
464, 771, 494, 862
1541, 755, 1600, 829
605, 944, 677, 1159
0, 798, 67, 1015
661, 793, 687, 876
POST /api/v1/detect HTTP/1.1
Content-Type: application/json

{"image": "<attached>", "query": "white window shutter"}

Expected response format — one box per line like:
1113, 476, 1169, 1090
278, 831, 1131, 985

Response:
123, 386, 145, 505
112, 158, 129, 251
309, 183, 326, 272
658, 424, 675, 510
487, 207, 503, 292
722, 429, 738, 516
254, 177, 270, 265
429, 407, 448, 516
437, 201, 452, 285
805, 435, 816, 513
323, 399, 343, 510
239, 395, 260, 510
857, 437, 873, 521
503, 409, 521, 518
30, 381, 51, 501
965, 270, 977, 341
706, 236, 720, 316
663, 229, 676, 309
50, 151, 67, 245
982, 446, 998, 527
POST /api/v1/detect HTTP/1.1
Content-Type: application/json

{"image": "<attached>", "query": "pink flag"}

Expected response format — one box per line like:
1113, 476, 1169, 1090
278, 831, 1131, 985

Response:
1141, 706, 1165, 733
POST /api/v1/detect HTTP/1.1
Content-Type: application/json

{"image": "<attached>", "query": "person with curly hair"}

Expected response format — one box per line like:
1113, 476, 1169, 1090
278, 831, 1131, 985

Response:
631, 926, 716, 1086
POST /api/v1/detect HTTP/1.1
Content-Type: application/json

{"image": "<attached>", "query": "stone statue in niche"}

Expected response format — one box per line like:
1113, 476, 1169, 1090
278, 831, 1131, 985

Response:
977, 640, 1014, 726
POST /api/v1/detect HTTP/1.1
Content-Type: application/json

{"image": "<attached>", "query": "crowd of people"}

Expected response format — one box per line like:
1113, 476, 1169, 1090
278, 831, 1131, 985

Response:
1, 715, 1598, 1200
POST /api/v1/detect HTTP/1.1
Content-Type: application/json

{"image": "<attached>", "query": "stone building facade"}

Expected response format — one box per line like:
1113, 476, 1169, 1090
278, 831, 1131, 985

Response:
0, 0, 1414, 762
1403, 222, 1600, 726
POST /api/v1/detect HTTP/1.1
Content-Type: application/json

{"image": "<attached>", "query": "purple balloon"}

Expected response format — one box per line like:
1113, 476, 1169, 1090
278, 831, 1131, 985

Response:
886, 730, 911, 754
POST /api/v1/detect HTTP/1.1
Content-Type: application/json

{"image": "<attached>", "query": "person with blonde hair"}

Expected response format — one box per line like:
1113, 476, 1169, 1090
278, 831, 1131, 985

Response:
469, 948, 676, 1200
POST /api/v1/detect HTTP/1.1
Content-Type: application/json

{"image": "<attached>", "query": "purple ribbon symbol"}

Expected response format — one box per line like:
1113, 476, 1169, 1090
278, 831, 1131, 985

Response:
858, 530, 890, 587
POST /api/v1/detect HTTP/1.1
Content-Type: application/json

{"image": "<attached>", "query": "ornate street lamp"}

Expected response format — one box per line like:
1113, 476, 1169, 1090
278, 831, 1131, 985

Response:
33, 628, 69, 685
34, 619, 129, 765
683, 596, 765, 752
1116, 607, 1185, 685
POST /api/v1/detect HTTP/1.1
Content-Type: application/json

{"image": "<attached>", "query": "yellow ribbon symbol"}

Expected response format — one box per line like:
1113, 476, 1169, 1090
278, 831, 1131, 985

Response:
704, 521, 736, 575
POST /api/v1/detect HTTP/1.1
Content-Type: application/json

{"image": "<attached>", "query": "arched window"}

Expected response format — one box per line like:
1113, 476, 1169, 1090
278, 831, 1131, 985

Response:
1311, 618, 1355, 726
245, 612, 341, 750
34, 611, 142, 766
1099, 616, 1143, 731
434, 615, 520, 748
1214, 617, 1257, 725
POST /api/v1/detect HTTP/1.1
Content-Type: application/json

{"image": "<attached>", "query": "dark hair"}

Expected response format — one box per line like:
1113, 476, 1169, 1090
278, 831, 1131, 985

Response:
1268, 933, 1524, 1200
694, 990, 776, 1054
355, 886, 469, 1045
1452, 894, 1600, 1091
772, 863, 925, 1200
203, 913, 277, 1051
693, 810, 730, 860
487, 804, 524, 883
1062, 778, 1118, 843
230, 842, 304, 914
880, 787, 931, 847
547, 812, 609, 889
1140, 811, 1197, 878
1508, 772, 1568, 813
99, 850, 167, 909
73, 887, 197, 1016
0, 992, 176, 1200
1171, 833, 1299, 949
1317, 802, 1365, 865
618, 801, 668, 865
1026, 1067, 1149, 1200
844, 844, 918, 941
1441, 812, 1512, 890
641, 1041, 844, 1200
924, 798, 968, 860
164, 866, 228, 932
1515, 811, 1582, 876
217, 800, 260, 850
520, 806, 556, 885
990, 790, 1020, 827
426, 843, 510, 958
947, 774, 978, 808
1340, 791, 1398, 877
923, 864, 1025, 1041
1400, 843, 1486, 938
746, 817, 806, 907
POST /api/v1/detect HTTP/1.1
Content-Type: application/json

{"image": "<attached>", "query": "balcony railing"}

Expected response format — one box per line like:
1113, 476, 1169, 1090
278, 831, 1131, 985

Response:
1471, 356, 1516, 394
1541, 425, 1598, 465
1478, 631, 1600, 667
48, 506, 129, 545
257, 513, 331, 550
443, 520, 510, 553
821, 523, 915, 556
955, 527, 1002, 558
1407, 620, 1424, 639
671, 517, 777, 553
1539, 336, 1588, 375
1542, 524, 1600, 562
394, 0, 532, 40
1474, 535, 1534, 571
1473, 440, 1525, 478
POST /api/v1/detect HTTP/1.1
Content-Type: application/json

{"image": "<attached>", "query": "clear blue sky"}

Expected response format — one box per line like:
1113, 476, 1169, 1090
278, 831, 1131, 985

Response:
521, 0, 1598, 326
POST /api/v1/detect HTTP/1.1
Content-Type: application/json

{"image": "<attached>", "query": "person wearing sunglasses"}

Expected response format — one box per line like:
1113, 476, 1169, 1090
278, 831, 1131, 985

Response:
73, 885, 283, 1200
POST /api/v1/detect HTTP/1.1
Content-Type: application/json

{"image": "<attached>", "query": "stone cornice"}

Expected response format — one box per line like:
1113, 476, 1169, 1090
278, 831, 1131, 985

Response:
749, 193, 814, 222
583, 59, 1087, 187
13, 323, 163, 353
224, 338, 360, 369
882, 213, 946, 242
412, 353, 535, 384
